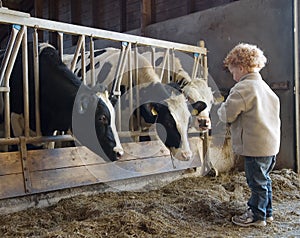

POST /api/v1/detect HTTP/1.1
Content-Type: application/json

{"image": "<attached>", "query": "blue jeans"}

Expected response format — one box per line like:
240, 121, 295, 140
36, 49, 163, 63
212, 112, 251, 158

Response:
244, 156, 276, 221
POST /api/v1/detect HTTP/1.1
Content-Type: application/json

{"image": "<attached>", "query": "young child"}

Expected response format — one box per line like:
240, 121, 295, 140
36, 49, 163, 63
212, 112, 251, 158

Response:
217, 43, 281, 227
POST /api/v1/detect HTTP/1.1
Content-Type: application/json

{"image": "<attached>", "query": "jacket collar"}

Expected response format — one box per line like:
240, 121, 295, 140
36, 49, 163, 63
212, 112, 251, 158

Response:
240, 72, 262, 82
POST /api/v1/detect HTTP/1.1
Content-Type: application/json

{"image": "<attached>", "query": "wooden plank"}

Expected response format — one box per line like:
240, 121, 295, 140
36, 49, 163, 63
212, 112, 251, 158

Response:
141, 0, 152, 36
0, 151, 22, 175
27, 140, 171, 171
0, 137, 204, 199
0, 173, 25, 198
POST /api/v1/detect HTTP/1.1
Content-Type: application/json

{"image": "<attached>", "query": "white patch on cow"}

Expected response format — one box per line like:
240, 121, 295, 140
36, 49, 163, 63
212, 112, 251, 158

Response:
182, 77, 214, 130
165, 93, 192, 161
96, 91, 124, 156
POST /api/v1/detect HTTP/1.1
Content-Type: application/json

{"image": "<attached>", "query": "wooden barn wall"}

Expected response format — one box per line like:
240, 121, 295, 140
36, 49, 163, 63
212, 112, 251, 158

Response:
0, 0, 239, 48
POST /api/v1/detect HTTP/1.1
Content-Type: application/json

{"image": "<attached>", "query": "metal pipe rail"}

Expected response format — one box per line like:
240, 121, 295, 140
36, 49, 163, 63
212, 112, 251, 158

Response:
0, 7, 208, 147
0, 8, 206, 55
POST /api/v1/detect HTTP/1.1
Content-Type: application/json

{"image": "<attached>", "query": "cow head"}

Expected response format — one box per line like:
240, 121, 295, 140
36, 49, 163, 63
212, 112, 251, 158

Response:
141, 93, 206, 161
182, 77, 214, 131
73, 86, 124, 162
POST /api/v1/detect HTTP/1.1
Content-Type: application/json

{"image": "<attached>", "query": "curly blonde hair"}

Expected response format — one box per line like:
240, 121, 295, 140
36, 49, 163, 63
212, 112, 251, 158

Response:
224, 43, 267, 72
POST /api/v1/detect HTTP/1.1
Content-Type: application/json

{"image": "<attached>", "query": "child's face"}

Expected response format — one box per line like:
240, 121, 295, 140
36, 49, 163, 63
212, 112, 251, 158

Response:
228, 65, 248, 82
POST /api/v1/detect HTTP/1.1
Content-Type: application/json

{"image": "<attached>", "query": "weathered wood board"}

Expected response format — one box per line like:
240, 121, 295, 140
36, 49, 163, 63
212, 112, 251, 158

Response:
0, 137, 205, 199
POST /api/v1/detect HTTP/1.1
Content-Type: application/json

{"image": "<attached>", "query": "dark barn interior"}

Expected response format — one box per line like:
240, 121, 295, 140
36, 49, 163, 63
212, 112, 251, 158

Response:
0, 0, 239, 48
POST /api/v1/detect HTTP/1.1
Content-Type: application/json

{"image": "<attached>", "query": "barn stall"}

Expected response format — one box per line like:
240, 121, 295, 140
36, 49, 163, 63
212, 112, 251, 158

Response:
0, 2, 216, 212
0, 0, 299, 237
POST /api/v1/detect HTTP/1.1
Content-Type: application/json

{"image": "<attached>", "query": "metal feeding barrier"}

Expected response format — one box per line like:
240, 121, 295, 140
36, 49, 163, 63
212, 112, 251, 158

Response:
0, 6, 210, 200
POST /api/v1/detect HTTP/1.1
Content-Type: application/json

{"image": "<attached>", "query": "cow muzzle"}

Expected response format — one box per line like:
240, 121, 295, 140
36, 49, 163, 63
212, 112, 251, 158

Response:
113, 146, 124, 158
169, 147, 192, 161
197, 116, 211, 132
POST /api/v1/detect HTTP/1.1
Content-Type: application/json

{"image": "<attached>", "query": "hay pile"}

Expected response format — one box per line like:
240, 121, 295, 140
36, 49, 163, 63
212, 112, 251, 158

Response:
0, 169, 299, 237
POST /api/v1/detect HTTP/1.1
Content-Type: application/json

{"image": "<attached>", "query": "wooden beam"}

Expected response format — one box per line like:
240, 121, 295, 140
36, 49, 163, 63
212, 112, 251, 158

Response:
140, 0, 152, 36
48, 0, 59, 47
92, 0, 103, 29
71, 0, 81, 45
120, 0, 127, 32
34, 0, 43, 41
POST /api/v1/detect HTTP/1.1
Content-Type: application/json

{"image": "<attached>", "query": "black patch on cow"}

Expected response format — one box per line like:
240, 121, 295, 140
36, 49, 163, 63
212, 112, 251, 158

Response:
90, 49, 107, 58
95, 61, 100, 69
6, 42, 120, 162
97, 62, 113, 84
153, 103, 181, 149
155, 57, 163, 67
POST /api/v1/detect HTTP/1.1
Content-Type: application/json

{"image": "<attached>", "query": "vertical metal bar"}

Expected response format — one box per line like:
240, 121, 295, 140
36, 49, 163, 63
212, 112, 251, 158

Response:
0, 27, 19, 85
171, 49, 176, 82
33, 29, 41, 136
151, 46, 155, 68
3, 26, 25, 138
192, 53, 200, 80
293, 0, 300, 174
81, 36, 86, 85
159, 49, 169, 82
166, 50, 170, 83
199, 40, 208, 80
116, 43, 130, 130
129, 45, 134, 131
57, 32, 64, 61
70, 35, 84, 72
134, 46, 141, 132
89, 37, 95, 87
112, 43, 127, 95
80, 36, 86, 85
22, 26, 30, 138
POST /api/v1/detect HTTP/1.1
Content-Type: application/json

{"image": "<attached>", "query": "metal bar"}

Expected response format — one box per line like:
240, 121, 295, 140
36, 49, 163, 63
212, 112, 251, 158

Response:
81, 36, 86, 85
0, 8, 206, 55
199, 40, 208, 80
89, 37, 95, 87
159, 49, 169, 82
129, 45, 134, 131
70, 35, 84, 72
294, 0, 300, 174
0, 134, 74, 145
112, 43, 127, 96
116, 43, 131, 130
134, 46, 141, 132
3, 25, 25, 138
0, 26, 18, 85
191, 53, 200, 80
57, 32, 64, 61
171, 49, 176, 82
33, 29, 41, 136
22, 26, 30, 138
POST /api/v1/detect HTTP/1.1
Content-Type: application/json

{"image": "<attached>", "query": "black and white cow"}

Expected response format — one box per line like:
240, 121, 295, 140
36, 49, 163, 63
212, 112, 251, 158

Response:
64, 48, 207, 161
141, 51, 192, 88
0, 43, 123, 161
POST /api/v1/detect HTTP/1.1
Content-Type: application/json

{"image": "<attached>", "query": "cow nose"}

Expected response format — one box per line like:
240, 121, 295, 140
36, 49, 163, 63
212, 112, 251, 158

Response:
197, 117, 211, 130
181, 150, 192, 161
113, 146, 124, 157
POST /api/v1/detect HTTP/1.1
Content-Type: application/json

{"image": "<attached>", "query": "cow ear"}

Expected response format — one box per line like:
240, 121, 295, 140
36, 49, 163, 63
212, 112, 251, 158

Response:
190, 101, 207, 115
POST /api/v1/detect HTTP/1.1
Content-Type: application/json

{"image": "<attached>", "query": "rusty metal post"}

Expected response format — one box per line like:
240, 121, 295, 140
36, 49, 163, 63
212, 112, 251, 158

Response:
33, 28, 41, 136
89, 36, 95, 87
22, 26, 30, 138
